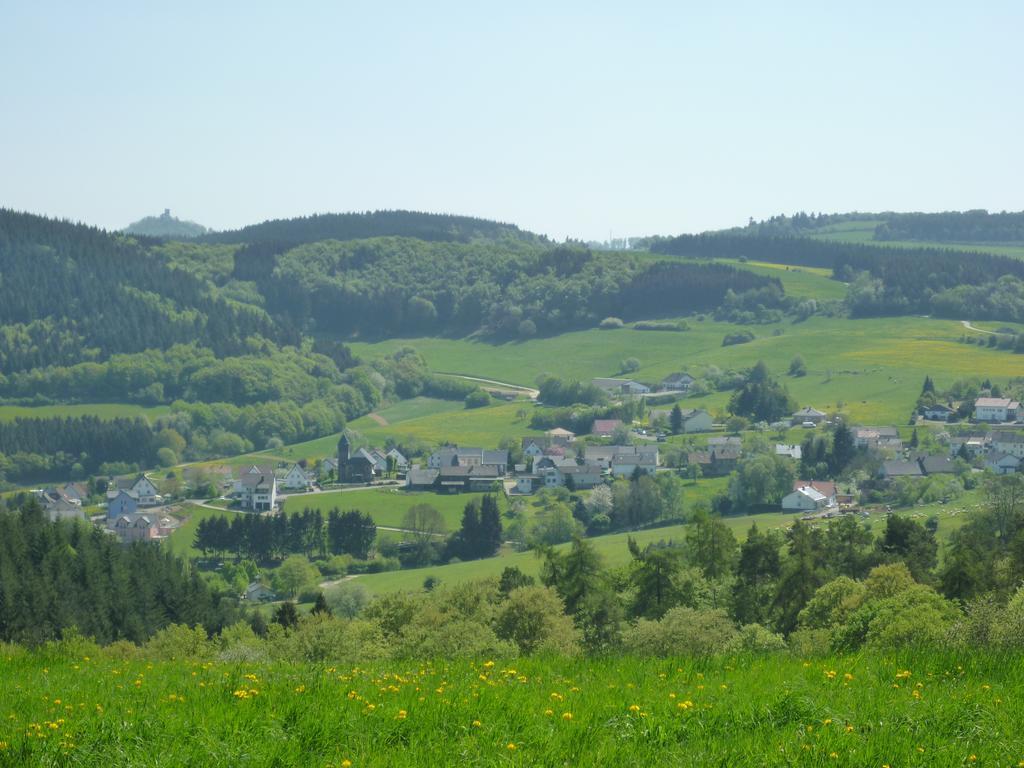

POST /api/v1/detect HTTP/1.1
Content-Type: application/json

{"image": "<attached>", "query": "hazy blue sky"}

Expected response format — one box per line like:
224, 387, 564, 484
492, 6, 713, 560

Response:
2, 1, 1021, 240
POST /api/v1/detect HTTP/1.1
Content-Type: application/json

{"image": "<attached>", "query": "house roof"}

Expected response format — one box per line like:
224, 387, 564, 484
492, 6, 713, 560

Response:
482, 450, 509, 465
661, 372, 694, 385
687, 451, 712, 465
882, 460, 923, 477
776, 444, 803, 459
546, 428, 575, 438
679, 408, 709, 419
794, 480, 836, 497
793, 406, 827, 417
976, 397, 1013, 408
987, 452, 1021, 466
708, 436, 742, 447
612, 452, 656, 465
995, 432, 1024, 444
854, 426, 899, 439
791, 487, 827, 502
407, 468, 439, 485
711, 447, 741, 461
919, 456, 955, 474
240, 472, 276, 489
591, 419, 623, 435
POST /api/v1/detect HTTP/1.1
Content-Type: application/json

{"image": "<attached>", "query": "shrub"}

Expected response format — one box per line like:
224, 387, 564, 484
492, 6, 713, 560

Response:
494, 586, 580, 655
464, 389, 492, 409
622, 607, 738, 656
633, 321, 688, 331
722, 331, 755, 347
599, 316, 625, 329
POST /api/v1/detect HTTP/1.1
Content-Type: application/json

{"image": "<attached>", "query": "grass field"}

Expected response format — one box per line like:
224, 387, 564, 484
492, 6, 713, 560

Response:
808, 220, 1024, 259
0, 403, 170, 422
1, 651, 1019, 766
350, 315, 1024, 426
164, 504, 240, 560
340, 489, 968, 596
282, 488, 507, 531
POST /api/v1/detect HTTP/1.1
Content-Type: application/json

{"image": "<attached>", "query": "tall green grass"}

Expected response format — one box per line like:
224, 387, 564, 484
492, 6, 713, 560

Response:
0, 651, 1018, 766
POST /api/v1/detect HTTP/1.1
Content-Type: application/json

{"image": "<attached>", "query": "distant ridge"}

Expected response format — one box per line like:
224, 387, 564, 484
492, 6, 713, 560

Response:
199, 209, 543, 246
124, 209, 208, 239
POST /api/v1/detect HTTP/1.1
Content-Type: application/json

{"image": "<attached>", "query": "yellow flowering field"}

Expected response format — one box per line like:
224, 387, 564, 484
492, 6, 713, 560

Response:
0, 651, 1022, 766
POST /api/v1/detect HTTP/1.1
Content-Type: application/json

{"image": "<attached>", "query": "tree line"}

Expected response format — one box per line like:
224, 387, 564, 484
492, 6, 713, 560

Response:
194, 509, 377, 562
0, 499, 239, 645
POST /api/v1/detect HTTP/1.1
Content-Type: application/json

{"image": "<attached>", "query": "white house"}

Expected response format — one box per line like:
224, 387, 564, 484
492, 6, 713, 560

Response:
279, 464, 313, 492
922, 404, 954, 421
117, 474, 161, 506
853, 427, 902, 451
659, 372, 695, 392
586, 444, 658, 470
591, 378, 651, 396
792, 406, 827, 425
237, 467, 277, 512
611, 451, 658, 477
975, 397, 1020, 423
992, 432, 1024, 458
243, 582, 277, 602
775, 444, 803, 461
782, 486, 830, 512
386, 448, 410, 473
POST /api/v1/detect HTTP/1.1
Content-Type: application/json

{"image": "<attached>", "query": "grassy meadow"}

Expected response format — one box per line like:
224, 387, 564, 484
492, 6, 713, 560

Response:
338, 487, 971, 596
0, 403, 170, 422
350, 315, 1024, 426
808, 219, 1024, 259
0, 651, 1020, 766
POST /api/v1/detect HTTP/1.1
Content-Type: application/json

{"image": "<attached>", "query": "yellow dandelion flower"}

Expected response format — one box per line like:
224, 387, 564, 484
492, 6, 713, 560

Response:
341, 761, 352, 768
483, 661, 495, 669
969, 756, 977, 763
544, 709, 554, 716
396, 710, 407, 720
506, 743, 517, 751
628, 704, 641, 713
830, 752, 838, 759
845, 724, 854, 733
562, 712, 572, 721
472, 720, 481, 728
844, 673, 854, 681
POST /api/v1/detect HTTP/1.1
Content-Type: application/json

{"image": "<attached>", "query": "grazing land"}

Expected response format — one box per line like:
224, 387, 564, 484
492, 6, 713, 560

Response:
0, 403, 170, 422
0, 651, 1018, 767
350, 315, 1024, 426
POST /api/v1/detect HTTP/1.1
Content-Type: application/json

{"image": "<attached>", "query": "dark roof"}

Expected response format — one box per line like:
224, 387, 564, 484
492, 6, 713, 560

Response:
919, 456, 955, 474
882, 460, 923, 477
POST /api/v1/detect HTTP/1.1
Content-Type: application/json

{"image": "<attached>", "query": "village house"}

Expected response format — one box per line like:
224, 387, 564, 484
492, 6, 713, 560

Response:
243, 582, 277, 602
319, 457, 339, 479
658, 372, 695, 392
591, 378, 651, 396
405, 467, 440, 490
428, 447, 508, 475
708, 436, 743, 450
590, 419, 624, 438
35, 488, 86, 522
791, 480, 838, 506
853, 427, 903, 452
236, 465, 278, 512
540, 463, 604, 490
949, 433, 991, 458
611, 450, 658, 477
545, 427, 576, 442
792, 406, 827, 425
986, 452, 1021, 475
115, 474, 161, 507
686, 447, 739, 477
775, 444, 803, 461
879, 460, 924, 479
649, 408, 713, 434
992, 431, 1024, 458
436, 464, 501, 493
917, 455, 956, 475
782, 485, 833, 512
921, 403, 954, 421
279, 463, 313, 492
114, 513, 180, 542
585, 444, 658, 470
974, 397, 1020, 423
106, 488, 139, 520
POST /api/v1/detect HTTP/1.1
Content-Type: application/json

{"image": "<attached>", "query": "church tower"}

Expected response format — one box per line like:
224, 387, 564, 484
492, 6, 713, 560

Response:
338, 433, 351, 464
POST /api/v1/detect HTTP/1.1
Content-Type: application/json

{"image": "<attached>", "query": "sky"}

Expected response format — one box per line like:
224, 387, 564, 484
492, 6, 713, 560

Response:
1, 1, 1022, 241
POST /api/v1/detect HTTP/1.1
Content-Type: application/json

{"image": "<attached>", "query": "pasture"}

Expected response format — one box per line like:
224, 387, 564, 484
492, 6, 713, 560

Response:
0, 651, 1019, 766
349, 315, 1024, 425
0, 403, 170, 422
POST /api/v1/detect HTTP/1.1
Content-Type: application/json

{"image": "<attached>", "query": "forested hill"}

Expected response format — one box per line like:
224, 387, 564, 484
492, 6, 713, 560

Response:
124, 210, 208, 238
0, 209, 288, 373
199, 210, 543, 246
717, 210, 1024, 243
